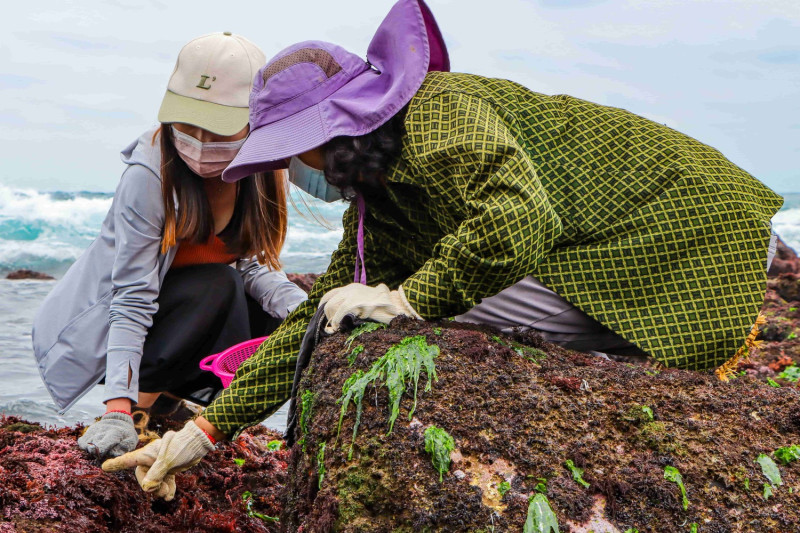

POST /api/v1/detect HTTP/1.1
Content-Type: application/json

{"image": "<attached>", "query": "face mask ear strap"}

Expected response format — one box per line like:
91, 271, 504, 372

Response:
170, 125, 203, 149
170, 126, 248, 150
199, 137, 248, 150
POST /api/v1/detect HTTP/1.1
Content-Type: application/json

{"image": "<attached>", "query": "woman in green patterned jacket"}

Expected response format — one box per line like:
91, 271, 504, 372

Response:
103, 0, 782, 499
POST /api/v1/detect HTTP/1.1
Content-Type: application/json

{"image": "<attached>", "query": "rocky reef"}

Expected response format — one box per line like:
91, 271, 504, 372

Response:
2, 242, 799, 532
283, 318, 800, 532
282, 239, 800, 532
4, 270, 54, 280
747, 237, 800, 382
286, 273, 319, 295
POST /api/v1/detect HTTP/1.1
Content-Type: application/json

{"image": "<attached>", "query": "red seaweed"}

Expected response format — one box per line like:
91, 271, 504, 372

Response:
0, 418, 288, 532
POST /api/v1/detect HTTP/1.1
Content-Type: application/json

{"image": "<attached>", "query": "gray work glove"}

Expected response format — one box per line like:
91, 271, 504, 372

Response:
77, 412, 138, 460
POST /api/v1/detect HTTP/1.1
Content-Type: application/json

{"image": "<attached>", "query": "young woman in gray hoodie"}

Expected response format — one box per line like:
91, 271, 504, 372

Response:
31, 32, 306, 462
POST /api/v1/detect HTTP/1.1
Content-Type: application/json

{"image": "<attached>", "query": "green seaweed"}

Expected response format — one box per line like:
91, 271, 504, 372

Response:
763, 483, 773, 500
317, 442, 326, 489
638, 421, 686, 456
523, 493, 560, 533
433, 327, 443, 336
232, 458, 245, 467
266, 440, 282, 452
564, 459, 590, 488
299, 389, 315, 450
345, 322, 387, 349
756, 454, 782, 487
515, 346, 548, 361
733, 466, 750, 492
498, 481, 511, 497
664, 465, 689, 511
624, 529, 639, 533
337, 369, 366, 459
779, 365, 800, 382
338, 335, 439, 457
424, 425, 455, 482
767, 377, 781, 387
241, 491, 279, 522
348, 344, 365, 366
492, 335, 547, 361
624, 405, 655, 424
774, 445, 800, 464
4, 422, 40, 433
534, 478, 547, 494
690, 524, 698, 533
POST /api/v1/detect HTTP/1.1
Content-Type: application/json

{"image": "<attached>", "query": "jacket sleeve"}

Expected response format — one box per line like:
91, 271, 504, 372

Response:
204, 204, 402, 436
104, 165, 164, 404
401, 92, 563, 318
236, 259, 308, 319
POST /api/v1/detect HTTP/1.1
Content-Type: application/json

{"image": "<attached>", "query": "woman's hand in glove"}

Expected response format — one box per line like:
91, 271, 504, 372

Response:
319, 283, 421, 333
77, 411, 138, 460
101, 420, 215, 500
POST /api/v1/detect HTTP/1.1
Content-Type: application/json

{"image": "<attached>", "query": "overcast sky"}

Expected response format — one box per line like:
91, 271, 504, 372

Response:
1, 0, 798, 193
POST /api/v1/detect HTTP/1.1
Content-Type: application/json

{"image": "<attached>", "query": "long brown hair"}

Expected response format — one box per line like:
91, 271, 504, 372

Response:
155, 125, 287, 270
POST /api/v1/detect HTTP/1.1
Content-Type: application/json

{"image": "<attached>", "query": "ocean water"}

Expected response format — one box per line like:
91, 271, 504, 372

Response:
0, 185, 798, 430
0, 185, 346, 278
0, 185, 346, 430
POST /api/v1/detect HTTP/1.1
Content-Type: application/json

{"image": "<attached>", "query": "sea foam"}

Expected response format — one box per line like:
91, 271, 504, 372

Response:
0, 186, 111, 276
1, 184, 797, 277
0, 185, 347, 277
772, 207, 800, 254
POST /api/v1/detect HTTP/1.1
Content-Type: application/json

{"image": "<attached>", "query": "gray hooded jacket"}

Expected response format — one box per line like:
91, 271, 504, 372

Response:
31, 128, 307, 413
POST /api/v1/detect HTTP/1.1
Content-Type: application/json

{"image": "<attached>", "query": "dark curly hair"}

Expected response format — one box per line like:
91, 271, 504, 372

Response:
323, 110, 406, 200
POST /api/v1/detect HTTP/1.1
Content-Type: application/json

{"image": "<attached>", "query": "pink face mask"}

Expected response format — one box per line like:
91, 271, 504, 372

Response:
171, 126, 247, 178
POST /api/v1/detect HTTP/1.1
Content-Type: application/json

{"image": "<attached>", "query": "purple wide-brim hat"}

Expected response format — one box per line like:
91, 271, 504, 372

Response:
222, 0, 449, 182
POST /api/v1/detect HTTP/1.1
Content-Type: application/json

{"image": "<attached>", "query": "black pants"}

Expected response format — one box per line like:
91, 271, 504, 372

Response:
138, 263, 281, 405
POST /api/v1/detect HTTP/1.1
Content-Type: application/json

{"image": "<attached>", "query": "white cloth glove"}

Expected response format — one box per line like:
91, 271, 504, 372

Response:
319, 283, 421, 333
101, 420, 214, 500
77, 411, 138, 459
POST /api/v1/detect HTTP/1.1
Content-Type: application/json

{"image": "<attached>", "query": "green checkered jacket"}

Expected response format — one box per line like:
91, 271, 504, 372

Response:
204, 71, 782, 435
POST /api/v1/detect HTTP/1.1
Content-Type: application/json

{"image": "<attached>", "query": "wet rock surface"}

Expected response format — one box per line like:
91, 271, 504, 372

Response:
284, 316, 800, 532
5, 270, 54, 280
283, 239, 800, 532
746, 237, 800, 382
286, 273, 319, 294
2, 242, 799, 532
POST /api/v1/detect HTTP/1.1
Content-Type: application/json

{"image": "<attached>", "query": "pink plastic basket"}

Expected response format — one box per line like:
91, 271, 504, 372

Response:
199, 337, 269, 388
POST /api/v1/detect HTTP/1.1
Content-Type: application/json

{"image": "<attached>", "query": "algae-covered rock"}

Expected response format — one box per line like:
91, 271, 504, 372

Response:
746, 238, 800, 381
3, 250, 800, 532
0, 417, 288, 532
283, 317, 800, 532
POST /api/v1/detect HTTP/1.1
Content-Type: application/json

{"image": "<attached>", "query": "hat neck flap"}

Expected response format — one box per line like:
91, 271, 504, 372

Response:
353, 0, 450, 131
418, 0, 450, 72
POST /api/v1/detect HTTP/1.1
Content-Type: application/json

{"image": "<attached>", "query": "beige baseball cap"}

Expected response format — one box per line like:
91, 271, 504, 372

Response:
157, 32, 266, 136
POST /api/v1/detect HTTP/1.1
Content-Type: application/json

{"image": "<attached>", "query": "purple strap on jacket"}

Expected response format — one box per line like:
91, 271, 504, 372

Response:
354, 194, 367, 285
